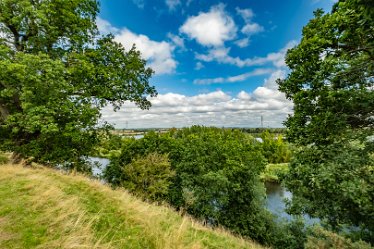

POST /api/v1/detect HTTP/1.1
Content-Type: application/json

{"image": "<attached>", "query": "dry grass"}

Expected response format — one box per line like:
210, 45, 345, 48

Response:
0, 164, 266, 249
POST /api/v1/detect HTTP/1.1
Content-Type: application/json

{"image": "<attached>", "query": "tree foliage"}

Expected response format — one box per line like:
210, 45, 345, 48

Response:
104, 127, 280, 244
0, 0, 156, 168
122, 152, 175, 202
278, 0, 374, 241
260, 130, 292, 164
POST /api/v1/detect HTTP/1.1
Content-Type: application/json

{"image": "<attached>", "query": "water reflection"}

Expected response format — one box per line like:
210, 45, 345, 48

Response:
265, 181, 319, 225
88, 157, 110, 177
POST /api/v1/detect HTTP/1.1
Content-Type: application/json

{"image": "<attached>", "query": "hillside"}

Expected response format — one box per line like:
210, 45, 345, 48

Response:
0, 164, 265, 249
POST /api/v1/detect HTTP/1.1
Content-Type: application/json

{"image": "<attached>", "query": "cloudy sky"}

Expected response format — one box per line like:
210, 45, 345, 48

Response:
98, 0, 336, 129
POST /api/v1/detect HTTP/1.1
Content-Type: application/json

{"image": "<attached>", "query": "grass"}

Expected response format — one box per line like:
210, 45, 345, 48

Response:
0, 164, 266, 249
260, 163, 289, 183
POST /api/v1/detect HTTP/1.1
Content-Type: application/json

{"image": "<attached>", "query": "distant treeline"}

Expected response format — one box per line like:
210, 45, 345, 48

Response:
112, 127, 287, 134
239, 128, 286, 134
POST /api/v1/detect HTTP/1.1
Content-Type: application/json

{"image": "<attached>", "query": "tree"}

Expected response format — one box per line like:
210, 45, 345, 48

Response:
0, 0, 156, 169
122, 152, 175, 202
278, 0, 373, 240
105, 127, 278, 244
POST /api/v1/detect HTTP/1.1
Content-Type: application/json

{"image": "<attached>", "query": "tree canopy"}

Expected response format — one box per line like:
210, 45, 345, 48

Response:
278, 0, 373, 241
0, 0, 156, 168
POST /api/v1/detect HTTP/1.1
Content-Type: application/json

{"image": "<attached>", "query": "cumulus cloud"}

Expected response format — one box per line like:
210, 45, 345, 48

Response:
235, 38, 250, 48
96, 17, 119, 35
180, 4, 237, 47
101, 70, 292, 128
193, 68, 273, 85
167, 33, 185, 49
234, 7, 263, 48
97, 18, 177, 75
241, 23, 264, 35
196, 40, 297, 68
236, 7, 254, 23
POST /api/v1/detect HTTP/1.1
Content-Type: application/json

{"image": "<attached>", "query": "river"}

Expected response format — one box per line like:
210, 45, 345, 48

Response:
265, 181, 320, 224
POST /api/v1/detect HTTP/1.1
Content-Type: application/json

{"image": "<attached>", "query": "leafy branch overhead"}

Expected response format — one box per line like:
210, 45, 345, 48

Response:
0, 0, 157, 167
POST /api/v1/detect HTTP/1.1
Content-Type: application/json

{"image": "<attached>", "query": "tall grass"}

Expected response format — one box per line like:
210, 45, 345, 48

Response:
0, 164, 265, 249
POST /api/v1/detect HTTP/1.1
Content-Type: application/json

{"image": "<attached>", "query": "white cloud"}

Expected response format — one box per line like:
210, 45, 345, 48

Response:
235, 38, 250, 48
96, 17, 119, 35
236, 7, 254, 23
115, 30, 177, 74
241, 23, 264, 35
180, 4, 237, 47
167, 33, 185, 49
97, 18, 177, 75
101, 70, 292, 128
166, 0, 181, 11
193, 68, 273, 85
237, 91, 251, 100
0, 24, 15, 49
234, 7, 263, 48
196, 40, 297, 68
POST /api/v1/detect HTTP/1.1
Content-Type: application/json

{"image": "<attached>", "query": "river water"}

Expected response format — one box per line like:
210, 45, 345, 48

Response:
265, 181, 320, 224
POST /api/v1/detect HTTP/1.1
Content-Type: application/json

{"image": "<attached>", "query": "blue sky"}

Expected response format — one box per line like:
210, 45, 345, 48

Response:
98, 0, 336, 128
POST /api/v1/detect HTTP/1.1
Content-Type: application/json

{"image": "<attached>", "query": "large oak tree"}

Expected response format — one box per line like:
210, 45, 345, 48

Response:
278, 0, 373, 241
0, 0, 157, 169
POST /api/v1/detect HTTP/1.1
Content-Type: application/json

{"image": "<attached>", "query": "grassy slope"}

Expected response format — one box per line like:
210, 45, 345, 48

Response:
0, 164, 265, 249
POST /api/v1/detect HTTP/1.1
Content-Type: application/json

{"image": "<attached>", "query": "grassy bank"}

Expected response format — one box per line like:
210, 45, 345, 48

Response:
0, 164, 265, 249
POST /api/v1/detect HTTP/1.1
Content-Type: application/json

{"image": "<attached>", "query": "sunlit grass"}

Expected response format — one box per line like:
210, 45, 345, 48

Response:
0, 164, 266, 249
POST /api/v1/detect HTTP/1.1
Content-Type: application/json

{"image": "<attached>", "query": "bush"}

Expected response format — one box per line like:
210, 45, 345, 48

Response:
306, 227, 373, 249
268, 218, 308, 249
122, 152, 175, 202
260, 131, 292, 164
0, 152, 9, 164
260, 163, 289, 182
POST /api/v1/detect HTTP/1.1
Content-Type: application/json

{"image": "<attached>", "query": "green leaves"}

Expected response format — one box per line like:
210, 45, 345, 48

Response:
279, 0, 374, 242
0, 1, 156, 168
104, 127, 273, 242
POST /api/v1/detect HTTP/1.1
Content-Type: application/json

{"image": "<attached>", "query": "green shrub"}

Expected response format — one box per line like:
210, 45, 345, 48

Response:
268, 218, 308, 249
122, 152, 175, 202
306, 227, 373, 249
0, 153, 9, 164
260, 131, 292, 164
260, 163, 289, 182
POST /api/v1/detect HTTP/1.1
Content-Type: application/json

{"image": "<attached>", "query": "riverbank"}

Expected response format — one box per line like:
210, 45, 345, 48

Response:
0, 164, 264, 249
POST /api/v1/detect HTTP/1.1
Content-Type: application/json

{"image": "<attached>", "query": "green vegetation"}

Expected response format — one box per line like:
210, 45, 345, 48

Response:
260, 131, 292, 164
122, 152, 175, 202
103, 127, 308, 248
0, 0, 156, 168
260, 163, 289, 183
0, 164, 264, 249
92, 134, 124, 159
105, 127, 269, 241
0, 0, 372, 248
278, 0, 374, 242
306, 227, 373, 249
0, 151, 9, 164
